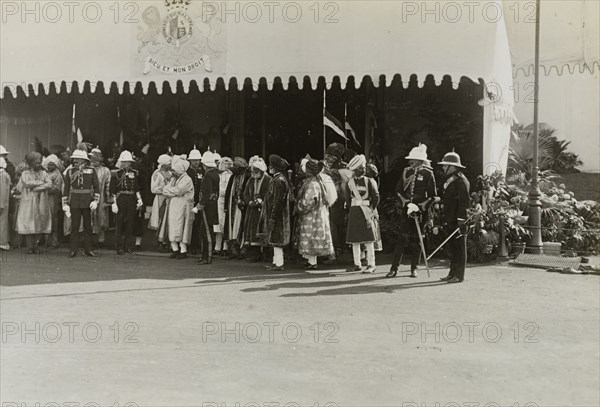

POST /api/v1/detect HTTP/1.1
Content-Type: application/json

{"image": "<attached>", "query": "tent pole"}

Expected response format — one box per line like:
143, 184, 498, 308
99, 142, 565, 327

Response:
527, 0, 543, 254
323, 89, 326, 158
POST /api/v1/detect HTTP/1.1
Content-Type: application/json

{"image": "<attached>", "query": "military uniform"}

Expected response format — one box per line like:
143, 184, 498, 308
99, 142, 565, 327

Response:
442, 171, 470, 281
198, 167, 220, 263
390, 164, 437, 273
187, 166, 204, 254
63, 165, 100, 253
110, 167, 140, 252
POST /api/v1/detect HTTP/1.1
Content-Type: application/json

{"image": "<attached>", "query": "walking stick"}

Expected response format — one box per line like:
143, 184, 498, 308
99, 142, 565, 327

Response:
413, 215, 430, 277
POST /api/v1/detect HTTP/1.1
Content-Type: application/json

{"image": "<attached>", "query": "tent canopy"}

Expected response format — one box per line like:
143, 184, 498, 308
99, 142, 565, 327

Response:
1, 0, 514, 174
1, 0, 511, 94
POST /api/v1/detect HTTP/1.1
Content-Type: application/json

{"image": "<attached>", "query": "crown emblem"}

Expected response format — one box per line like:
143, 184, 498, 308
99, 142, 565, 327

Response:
165, 0, 191, 11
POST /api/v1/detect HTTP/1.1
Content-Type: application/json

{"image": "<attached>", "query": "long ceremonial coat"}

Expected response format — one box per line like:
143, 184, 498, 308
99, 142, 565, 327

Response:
263, 172, 291, 247
223, 170, 250, 242
0, 169, 11, 245
46, 168, 63, 227
217, 169, 232, 232
158, 172, 194, 244
240, 173, 271, 247
148, 169, 171, 230
296, 177, 334, 257
92, 165, 111, 233
16, 169, 52, 234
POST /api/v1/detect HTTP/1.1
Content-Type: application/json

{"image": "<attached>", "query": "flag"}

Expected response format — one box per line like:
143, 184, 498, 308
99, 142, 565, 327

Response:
71, 103, 77, 135
324, 110, 347, 140
344, 104, 360, 146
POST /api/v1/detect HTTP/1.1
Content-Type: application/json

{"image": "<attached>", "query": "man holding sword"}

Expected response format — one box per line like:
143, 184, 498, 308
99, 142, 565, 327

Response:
110, 151, 143, 255
387, 144, 437, 278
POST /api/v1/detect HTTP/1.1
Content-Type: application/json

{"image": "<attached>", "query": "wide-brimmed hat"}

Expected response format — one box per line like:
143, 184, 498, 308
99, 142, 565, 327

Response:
405, 143, 428, 161
0, 145, 9, 155
438, 151, 465, 168
71, 149, 90, 161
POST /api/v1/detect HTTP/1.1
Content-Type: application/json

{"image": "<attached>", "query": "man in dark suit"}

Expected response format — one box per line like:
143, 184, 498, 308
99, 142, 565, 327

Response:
197, 150, 220, 265
438, 150, 470, 283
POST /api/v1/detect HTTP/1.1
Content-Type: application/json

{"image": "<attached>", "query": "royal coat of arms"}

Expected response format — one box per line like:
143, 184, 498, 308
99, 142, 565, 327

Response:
135, 0, 225, 76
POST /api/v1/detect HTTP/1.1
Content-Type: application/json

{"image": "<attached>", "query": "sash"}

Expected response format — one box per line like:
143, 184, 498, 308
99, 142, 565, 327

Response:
348, 177, 373, 229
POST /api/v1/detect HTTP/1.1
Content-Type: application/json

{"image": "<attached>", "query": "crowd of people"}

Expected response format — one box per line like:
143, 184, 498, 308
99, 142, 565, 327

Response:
0, 141, 470, 282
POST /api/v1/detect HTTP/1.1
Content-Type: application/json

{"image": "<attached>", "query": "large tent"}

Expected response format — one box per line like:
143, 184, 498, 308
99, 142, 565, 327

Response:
1, 0, 514, 174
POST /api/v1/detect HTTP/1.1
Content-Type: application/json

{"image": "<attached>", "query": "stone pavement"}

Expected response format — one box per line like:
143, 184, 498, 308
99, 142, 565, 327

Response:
1, 249, 599, 407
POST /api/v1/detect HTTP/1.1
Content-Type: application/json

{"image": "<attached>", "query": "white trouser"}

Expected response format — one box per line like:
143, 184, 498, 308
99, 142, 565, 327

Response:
273, 247, 284, 267
171, 242, 188, 253
214, 233, 228, 251
304, 255, 317, 266
353, 243, 375, 266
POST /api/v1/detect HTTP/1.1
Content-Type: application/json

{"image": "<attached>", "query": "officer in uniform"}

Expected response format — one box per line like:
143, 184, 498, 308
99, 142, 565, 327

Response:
196, 150, 220, 265
438, 150, 470, 283
62, 149, 100, 258
387, 144, 437, 278
110, 150, 143, 255
187, 146, 204, 255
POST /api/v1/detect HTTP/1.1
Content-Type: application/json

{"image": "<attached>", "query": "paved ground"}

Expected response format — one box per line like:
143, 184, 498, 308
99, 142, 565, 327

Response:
1, 249, 599, 407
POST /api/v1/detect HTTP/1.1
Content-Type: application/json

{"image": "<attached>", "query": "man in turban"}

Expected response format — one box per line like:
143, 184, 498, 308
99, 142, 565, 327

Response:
344, 154, 379, 273
215, 156, 233, 256
223, 157, 251, 259
241, 157, 271, 261
296, 159, 334, 269
186, 146, 204, 255
263, 154, 292, 271
42, 154, 64, 248
89, 148, 111, 249
16, 152, 52, 254
158, 156, 194, 259
322, 142, 347, 264
196, 150, 221, 265
149, 154, 172, 252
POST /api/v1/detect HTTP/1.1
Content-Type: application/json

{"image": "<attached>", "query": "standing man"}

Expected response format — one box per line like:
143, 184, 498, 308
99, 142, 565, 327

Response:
387, 144, 437, 278
0, 158, 12, 251
321, 142, 346, 264
110, 151, 142, 255
62, 149, 100, 258
438, 150, 470, 283
187, 146, 204, 255
344, 154, 379, 273
89, 148, 111, 248
196, 150, 220, 265
0, 145, 15, 183
264, 154, 292, 271
223, 157, 250, 259
241, 157, 271, 261
44, 154, 64, 249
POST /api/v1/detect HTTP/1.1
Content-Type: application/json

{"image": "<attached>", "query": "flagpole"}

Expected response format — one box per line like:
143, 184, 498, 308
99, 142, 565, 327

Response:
344, 103, 348, 149
323, 89, 326, 159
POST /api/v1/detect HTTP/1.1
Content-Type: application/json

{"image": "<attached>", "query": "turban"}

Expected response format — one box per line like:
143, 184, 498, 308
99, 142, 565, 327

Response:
89, 148, 104, 162
25, 151, 42, 168
219, 157, 233, 171
44, 154, 62, 170
366, 163, 379, 178
269, 154, 289, 172
172, 156, 190, 174
305, 159, 323, 177
347, 154, 366, 171
251, 158, 267, 173
0, 157, 6, 169
157, 154, 172, 166
326, 142, 345, 159
248, 155, 260, 168
233, 157, 248, 168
